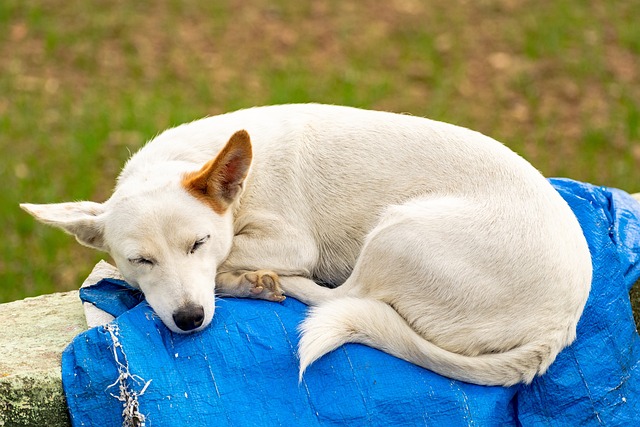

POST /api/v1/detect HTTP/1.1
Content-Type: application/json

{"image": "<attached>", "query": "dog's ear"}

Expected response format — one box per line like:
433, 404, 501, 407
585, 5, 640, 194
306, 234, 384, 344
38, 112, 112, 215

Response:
182, 130, 253, 213
20, 201, 108, 251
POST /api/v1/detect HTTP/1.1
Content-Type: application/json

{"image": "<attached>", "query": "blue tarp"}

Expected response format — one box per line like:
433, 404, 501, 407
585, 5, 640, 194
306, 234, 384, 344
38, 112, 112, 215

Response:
62, 179, 640, 426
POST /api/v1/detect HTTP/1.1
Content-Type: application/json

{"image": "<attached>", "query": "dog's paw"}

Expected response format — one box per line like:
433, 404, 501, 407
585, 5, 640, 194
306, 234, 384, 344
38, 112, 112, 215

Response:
216, 269, 286, 302
242, 270, 286, 302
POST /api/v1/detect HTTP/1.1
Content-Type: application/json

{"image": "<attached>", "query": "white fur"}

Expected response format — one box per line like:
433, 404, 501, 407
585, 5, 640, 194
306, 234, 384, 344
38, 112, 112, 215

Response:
21, 104, 592, 386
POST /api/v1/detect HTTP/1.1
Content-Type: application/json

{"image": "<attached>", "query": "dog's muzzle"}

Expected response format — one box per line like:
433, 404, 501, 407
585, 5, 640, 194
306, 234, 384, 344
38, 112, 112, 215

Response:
172, 304, 205, 332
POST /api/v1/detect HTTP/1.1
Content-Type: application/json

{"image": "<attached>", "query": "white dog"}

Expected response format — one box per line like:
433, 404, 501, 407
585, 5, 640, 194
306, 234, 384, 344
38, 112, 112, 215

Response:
21, 104, 592, 386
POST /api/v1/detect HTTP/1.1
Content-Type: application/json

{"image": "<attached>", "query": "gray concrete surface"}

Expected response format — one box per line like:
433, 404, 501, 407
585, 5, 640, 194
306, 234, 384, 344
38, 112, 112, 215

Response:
0, 291, 86, 427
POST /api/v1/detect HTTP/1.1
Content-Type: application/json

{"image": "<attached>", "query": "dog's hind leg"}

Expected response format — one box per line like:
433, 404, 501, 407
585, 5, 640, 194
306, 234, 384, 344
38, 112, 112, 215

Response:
297, 195, 576, 385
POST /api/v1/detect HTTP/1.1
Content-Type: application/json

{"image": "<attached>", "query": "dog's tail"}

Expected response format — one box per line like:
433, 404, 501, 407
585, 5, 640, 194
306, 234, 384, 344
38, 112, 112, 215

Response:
298, 297, 560, 386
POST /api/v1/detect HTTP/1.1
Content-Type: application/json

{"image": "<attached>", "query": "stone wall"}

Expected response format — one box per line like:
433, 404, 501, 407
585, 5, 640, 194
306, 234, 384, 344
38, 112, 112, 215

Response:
0, 292, 85, 427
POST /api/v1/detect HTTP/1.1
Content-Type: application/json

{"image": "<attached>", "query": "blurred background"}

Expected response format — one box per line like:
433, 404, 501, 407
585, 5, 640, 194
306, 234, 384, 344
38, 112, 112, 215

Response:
1, 0, 639, 302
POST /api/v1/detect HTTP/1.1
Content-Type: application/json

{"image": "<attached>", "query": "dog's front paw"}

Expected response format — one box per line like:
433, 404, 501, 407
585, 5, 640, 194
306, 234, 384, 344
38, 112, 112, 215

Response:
243, 270, 286, 302
216, 269, 286, 302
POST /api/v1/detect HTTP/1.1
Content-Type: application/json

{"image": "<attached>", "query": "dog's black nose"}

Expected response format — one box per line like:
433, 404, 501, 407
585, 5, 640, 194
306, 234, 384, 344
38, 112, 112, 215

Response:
172, 304, 205, 332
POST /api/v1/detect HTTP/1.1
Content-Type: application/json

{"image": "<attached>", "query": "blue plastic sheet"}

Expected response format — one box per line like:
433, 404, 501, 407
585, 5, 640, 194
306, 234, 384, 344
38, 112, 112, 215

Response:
62, 179, 640, 426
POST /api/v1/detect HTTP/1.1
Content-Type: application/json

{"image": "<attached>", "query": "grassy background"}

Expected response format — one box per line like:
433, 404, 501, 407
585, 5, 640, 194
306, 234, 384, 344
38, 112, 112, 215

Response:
1, 0, 639, 302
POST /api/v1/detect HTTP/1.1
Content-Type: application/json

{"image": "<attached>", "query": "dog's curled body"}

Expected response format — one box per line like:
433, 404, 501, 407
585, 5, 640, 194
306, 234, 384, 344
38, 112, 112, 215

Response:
21, 104, 592, 386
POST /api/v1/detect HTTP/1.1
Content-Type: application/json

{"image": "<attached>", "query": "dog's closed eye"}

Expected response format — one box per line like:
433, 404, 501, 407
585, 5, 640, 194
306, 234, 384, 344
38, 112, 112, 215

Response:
129, 257, 155, 267
189, 235, 210, 255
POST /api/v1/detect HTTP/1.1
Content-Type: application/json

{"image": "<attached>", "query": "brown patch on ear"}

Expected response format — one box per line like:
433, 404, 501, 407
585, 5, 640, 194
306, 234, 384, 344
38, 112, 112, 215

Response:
182, 130, 253, 214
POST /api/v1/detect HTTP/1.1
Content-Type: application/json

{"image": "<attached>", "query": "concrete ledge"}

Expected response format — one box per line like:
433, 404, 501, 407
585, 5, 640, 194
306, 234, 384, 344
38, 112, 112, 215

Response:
0, 291, 86, 427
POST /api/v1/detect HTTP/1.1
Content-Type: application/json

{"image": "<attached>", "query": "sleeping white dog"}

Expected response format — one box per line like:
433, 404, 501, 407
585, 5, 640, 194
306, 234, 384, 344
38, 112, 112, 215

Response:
21, 104, 592, 386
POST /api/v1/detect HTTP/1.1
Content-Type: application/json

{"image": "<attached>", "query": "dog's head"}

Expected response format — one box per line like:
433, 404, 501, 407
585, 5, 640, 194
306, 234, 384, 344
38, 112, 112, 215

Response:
20, 130, 252, 334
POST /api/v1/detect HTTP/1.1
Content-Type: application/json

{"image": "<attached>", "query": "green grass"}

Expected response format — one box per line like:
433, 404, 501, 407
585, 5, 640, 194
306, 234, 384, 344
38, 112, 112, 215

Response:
1, 0, 639, 302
